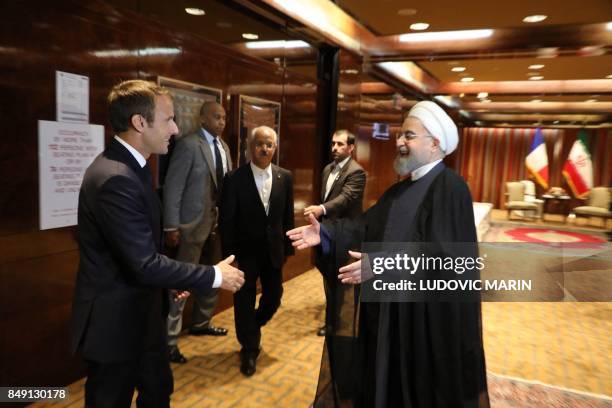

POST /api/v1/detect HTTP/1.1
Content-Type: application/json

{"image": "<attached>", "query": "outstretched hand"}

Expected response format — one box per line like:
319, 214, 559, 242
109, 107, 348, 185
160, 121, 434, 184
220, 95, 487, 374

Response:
338, 250, 363, 285
217, 255, 245, 293
286, 213, 321, 250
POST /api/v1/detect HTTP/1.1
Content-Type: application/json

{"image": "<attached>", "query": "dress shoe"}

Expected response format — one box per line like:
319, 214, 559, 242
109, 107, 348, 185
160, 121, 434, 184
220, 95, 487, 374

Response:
317, 326, 326, 337
240, 354, 257, 377
168, 346, 187, 364
188, 325, 228, 336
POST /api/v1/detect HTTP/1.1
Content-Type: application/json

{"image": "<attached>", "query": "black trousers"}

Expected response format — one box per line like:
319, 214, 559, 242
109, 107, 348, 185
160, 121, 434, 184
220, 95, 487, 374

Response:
233, 253, 283, 355
85, 350, 172, 407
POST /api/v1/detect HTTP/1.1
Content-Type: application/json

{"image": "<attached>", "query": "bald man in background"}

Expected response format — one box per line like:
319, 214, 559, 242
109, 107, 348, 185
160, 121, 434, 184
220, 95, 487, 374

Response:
163, 102, 232, 363
288, 101, 489, 407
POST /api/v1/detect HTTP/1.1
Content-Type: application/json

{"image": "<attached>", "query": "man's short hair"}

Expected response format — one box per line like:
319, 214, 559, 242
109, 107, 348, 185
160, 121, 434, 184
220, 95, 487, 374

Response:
250, 126, 278, 144
107, 80, 170, 133
333, 129, 356, 145
200, 101, 222, 117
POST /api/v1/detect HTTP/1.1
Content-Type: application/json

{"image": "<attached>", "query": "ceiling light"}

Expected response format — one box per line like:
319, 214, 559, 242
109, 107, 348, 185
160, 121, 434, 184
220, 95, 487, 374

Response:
481, 99, 491, 103
399, 29, 493, 42
451, 66, 466, 72
460, 77, 474, 82
523, 15, 547, 23
553, 120, 560, 124
245, 40, 309, 49
242, 33, 259, 40
531, 99, 542, 103
607, 22, 612, 30
529, 76, 544, 81
342, 69, 359, 74
185, 8, 205, 16
459, 93, 465, 98
410, 22, 430, 31
477, 92, 488, 98
529, 64, 545, 70
397, 8, 417, 16
585, 99, 597, 103
607, 74, 612, 79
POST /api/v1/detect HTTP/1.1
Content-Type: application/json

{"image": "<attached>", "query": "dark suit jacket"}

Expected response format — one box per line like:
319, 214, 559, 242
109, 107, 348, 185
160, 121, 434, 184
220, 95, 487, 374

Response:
71, 138, 216, 363
219, 163, 294, 269
321, 157, 366, 220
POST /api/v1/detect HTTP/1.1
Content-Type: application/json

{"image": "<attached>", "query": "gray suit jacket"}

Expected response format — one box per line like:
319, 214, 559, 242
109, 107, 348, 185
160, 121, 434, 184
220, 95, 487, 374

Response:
163, 129, 232, 245
321, 157, 366, 220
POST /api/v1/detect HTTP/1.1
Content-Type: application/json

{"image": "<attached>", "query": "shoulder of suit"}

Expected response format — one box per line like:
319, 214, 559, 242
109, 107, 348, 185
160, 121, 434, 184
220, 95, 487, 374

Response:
273, 164, 292, 177
176, 133, 201, 146
433, 167, 470, 194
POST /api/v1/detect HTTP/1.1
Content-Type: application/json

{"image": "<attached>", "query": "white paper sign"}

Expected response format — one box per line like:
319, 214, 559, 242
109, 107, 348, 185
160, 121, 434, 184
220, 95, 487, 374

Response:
38, 120, 104, 230
56, 71, 89, 123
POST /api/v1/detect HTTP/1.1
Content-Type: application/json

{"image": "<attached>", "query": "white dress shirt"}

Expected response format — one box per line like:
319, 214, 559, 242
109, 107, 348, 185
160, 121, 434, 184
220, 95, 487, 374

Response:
250, 161, 273, 215
411, 159, 443, 181
202, 128, 228, 175
115, 135, 221, 287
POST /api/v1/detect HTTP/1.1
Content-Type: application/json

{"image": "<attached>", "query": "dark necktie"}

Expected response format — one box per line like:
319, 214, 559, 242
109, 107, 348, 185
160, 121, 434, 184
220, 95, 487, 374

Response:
213, 137, 224, 192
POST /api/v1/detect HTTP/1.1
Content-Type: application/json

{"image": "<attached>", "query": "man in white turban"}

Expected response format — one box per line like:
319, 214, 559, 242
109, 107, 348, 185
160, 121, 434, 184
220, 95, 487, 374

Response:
288, 101, 490, 407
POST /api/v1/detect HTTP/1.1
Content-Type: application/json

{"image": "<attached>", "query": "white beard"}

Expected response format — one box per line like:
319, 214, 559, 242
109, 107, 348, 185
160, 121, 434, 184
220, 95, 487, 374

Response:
393, 154, 419, 176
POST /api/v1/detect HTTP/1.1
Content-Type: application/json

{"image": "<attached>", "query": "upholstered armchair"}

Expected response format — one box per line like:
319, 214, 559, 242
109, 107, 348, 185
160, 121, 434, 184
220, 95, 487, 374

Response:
572, 187, 610, 227
505, 181, 538, 221
520, 179, 544, 218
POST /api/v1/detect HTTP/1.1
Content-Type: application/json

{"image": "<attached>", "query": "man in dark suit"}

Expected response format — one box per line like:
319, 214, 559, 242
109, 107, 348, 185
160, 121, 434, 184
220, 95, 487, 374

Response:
71, 80, 244, 407
304, 129, 366, 336
163, 102, 232, 364
219, 125, 294, 377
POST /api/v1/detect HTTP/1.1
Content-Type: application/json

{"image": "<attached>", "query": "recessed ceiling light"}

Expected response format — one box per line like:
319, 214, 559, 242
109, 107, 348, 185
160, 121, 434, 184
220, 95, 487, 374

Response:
607, 22, 612, 30
459, 93, 465, 98
461, 77, 474, 82
397, 8, 418, 16
342, 69, 359, 74
523, 15, 547, 23
529, 76, 544, 81
585, 99, 597, 103
607, 74, 612, 79
242, 33, 259, 40
477, 92, 488, 98
553, 120, 560, 124
531, 99, 543, 103
451, 66, 466, 72
185, 8, 205, 16
529, 64, 545, 70
410, 22, 430, 31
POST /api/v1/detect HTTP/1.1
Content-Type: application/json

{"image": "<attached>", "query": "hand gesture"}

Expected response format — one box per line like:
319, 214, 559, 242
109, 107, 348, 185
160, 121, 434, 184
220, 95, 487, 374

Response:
286, 213, 321, 250
217, 255, 245, 293
304, 205, 324, 219
338, 250, 364, 285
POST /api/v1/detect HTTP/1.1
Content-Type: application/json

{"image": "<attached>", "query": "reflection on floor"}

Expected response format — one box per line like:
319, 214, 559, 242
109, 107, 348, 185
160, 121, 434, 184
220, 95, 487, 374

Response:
34, 214, 610, 407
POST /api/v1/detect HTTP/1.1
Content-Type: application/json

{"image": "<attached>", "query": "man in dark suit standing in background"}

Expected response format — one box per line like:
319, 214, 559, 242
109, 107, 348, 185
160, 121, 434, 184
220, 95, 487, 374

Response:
219, 125, 294, 377
304, 129, 365, 336
71, 80, 244, 407
163, 101, 232, 364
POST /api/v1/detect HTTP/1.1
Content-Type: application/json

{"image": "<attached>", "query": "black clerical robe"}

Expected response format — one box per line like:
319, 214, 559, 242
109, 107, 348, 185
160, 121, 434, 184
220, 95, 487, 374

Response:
315, 164, 489, 408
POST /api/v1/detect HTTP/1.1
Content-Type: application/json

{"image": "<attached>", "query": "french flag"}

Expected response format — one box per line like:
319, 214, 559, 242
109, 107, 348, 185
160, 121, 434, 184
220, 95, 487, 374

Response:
525, 128, 549, 189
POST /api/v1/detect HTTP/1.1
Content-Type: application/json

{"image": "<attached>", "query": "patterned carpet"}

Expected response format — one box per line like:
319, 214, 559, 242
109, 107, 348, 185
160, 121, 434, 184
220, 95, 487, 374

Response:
33, 220, 611, 407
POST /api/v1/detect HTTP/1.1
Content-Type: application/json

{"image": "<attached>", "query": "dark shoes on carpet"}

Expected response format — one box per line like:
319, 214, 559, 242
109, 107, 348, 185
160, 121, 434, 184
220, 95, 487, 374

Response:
169, 345, 187, 364
188, 325, 228, 336
240, 349, 260, 377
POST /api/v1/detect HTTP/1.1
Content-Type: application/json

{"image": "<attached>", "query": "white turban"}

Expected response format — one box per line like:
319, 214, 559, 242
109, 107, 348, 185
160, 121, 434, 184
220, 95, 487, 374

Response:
407, 101, 458, 155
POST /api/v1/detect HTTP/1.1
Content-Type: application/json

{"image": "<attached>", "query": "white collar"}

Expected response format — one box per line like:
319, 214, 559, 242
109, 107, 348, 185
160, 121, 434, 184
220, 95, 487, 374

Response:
114, 135, 146, 168
411, 159, 443, 181
250, 161, 272, 176
333, 156, 351, 171
201, 128, 219, 144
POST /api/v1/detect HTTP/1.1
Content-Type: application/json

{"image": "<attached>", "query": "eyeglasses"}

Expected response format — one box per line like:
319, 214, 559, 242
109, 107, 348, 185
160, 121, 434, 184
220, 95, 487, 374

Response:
395, 131, 433, 142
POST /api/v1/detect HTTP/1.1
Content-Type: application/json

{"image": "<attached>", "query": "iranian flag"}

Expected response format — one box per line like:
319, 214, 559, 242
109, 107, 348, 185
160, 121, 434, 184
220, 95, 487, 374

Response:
525, 128, 549, 189
562, 131, 593, 198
